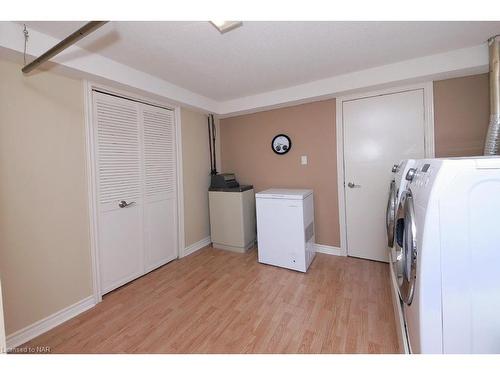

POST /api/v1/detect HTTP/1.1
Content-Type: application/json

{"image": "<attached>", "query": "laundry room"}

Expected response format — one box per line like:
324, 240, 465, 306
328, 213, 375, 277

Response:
1, 1, 500, 373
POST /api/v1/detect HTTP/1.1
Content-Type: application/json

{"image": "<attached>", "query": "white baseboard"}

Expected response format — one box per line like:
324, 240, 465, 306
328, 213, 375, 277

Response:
183, 236, 211, 257
314, 243, 345, 256
6, 295, 95, 350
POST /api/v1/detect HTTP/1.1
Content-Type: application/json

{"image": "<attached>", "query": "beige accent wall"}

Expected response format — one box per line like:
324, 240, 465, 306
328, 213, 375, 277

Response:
434, 73, 490, 157
220, 99, 339, 247
220, 75, 491, 248
181, 108, 211, 247
0, 59, 93, 335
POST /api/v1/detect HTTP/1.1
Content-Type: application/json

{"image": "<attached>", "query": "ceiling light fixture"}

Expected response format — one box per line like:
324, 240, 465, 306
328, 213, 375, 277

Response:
210, 21, 243, 34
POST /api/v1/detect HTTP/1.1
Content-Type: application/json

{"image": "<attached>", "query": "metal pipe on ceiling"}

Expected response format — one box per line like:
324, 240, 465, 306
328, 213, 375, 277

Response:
22, 21, 108, 74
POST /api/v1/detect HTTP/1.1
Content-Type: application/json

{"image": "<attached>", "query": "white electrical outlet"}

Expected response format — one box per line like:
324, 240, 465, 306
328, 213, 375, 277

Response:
301, 155, 308, 165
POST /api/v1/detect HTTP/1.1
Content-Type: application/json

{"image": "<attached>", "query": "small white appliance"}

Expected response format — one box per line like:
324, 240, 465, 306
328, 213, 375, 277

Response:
386, 159, 415, 353
395, 156, 500, 353
255, 189, 315, 272
209, 187, 256, 253
209, 173, 256, 253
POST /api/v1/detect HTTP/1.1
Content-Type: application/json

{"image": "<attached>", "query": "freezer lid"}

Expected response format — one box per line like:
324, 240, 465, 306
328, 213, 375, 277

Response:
255, 188, 313, 200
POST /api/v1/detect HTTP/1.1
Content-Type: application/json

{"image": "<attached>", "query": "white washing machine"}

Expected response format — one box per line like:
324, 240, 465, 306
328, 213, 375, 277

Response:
385, 159, 415, 353
386, 159, 416, 253
396, 156, 500, 353
255, 189, 315, 272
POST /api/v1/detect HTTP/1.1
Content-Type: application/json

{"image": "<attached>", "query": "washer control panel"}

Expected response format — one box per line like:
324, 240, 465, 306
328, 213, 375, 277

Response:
411, 162, 435, 188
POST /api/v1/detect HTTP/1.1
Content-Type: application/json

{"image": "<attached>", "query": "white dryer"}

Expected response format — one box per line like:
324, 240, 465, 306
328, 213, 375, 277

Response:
386, 159, 415, 353
386, 159, 416, 260
396, 156, 500, 353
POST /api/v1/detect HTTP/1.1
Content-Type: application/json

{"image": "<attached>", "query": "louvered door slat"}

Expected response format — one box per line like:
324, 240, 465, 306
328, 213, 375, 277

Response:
143, 108, 176, 198
95, 94, 141, 205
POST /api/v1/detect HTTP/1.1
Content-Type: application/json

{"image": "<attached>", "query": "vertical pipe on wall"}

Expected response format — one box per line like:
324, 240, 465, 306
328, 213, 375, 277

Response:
484, 35, 500, 155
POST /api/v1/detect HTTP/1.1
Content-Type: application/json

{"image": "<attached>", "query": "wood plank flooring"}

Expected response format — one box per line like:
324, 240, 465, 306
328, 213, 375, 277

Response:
19, 246, 399, 353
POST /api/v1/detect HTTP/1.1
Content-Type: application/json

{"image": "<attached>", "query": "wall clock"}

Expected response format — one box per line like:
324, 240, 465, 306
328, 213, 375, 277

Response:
272, 134, 292, 155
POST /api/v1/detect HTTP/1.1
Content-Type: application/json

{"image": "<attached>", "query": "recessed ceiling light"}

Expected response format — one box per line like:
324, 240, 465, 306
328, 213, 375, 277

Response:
210, 21, 243, 34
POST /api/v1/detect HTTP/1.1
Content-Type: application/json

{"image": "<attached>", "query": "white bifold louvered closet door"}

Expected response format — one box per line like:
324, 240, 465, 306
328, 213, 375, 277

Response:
93, 91, 178, 294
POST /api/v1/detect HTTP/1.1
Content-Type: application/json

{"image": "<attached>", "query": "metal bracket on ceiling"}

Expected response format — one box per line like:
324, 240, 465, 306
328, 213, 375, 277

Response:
21, 21, 109, 74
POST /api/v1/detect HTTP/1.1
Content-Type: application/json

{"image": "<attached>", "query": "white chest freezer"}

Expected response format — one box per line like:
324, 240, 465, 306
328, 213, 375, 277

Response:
255, 189, 315, 272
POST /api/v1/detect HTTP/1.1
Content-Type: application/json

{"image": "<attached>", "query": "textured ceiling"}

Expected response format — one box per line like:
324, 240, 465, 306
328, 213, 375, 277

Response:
24, 21, 500, 101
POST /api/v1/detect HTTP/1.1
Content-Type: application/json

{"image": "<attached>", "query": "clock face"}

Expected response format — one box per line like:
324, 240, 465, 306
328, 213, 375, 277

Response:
272, 134, 292, 155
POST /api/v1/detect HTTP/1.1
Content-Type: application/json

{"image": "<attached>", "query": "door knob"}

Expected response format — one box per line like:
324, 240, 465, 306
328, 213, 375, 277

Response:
119, 200, 136, 208
347, 182, 361, 188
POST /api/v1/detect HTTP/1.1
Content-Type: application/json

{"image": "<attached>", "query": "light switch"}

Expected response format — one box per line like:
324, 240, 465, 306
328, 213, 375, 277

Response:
301, 155, 308, 165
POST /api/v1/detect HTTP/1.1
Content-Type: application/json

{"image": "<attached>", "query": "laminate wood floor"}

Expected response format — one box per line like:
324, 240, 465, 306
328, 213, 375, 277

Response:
19, 246, 399, 353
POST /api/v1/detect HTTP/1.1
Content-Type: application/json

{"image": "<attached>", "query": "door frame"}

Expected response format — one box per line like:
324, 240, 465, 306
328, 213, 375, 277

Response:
335, 81, 435, 257
83, 81, 185, 303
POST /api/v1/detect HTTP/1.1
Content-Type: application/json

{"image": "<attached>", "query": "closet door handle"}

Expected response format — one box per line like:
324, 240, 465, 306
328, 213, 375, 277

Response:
347, 182, 361, 188
118, 200, 136, 208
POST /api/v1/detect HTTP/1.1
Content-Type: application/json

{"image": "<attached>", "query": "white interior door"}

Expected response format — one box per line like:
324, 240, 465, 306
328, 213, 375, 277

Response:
93, 92, 178, 295
142, 105, 178, 272
342, 89, 426, 262
94, 93, 144, 293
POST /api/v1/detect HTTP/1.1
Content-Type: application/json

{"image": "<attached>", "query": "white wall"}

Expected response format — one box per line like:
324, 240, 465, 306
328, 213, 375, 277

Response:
0, 58, 93, 336
181, 108, 212, 247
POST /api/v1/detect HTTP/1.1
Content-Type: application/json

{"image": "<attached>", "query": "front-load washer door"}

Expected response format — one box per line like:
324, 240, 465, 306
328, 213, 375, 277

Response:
400, 190, 418, 305
393, 193, 406, 296
393, 189, 417, 303
386, 180, 397, 248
